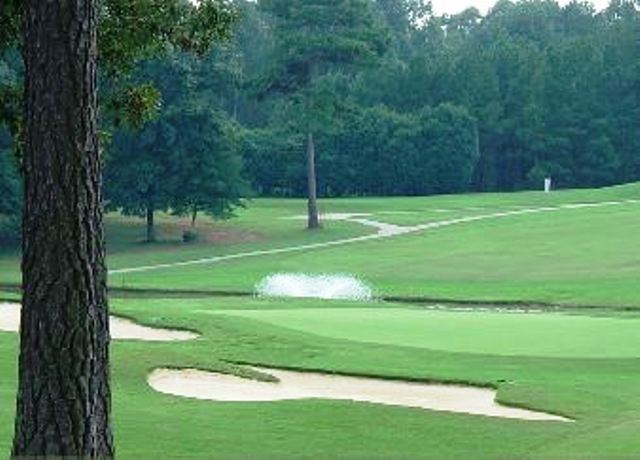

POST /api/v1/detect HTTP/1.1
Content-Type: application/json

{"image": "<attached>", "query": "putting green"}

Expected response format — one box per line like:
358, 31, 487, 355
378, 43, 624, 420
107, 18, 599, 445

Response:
212, 307, 640, 358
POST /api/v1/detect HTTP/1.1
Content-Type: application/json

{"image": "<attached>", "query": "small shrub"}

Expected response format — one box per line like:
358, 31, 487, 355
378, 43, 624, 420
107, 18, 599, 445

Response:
182, 229, 199, 243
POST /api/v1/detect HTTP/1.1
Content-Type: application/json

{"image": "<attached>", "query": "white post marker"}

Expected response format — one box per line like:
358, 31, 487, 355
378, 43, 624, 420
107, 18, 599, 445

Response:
544, 177, 552, 193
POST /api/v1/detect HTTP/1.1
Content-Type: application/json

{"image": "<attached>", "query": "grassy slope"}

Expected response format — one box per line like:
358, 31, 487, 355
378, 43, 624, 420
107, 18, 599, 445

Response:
0, 181, 637, 271
112, 183, 638, 308
0, 200, 370, 284
2, 296, 640, 458
1, 183, 638, 308
120, 195, 640, 307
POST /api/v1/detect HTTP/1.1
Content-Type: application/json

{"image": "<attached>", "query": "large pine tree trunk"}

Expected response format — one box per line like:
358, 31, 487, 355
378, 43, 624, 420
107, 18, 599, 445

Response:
306, 131, 320, 229
12, 0, 114, 458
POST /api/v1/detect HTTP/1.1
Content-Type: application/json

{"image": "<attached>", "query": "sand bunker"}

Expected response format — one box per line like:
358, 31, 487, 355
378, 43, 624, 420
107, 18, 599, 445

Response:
0, 303, 197, 341
256, 273, 374, 300
149, 366, 569, 422
0, 302, 19, 333
109, 317, 197, 341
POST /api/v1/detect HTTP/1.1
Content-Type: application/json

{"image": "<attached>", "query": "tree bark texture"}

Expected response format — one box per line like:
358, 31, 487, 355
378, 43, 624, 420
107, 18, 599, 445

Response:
306, 131, 320, 229
12, 0, 114, 458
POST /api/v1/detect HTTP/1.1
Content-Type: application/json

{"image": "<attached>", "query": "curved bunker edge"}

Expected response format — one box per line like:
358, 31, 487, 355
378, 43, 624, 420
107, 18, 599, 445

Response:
0, 302, 199, 342
148, 366, 571, 422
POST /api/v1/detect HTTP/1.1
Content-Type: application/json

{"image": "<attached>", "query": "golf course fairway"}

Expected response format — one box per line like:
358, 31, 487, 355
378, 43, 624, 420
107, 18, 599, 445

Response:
1, 185, 640, 458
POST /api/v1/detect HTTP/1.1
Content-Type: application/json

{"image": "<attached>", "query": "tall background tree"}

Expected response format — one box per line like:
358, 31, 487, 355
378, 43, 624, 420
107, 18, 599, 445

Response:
258, 0, 389, 228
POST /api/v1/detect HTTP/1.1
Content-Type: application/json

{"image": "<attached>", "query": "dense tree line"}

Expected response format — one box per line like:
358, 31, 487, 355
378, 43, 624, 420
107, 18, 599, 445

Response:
198, 0, 640, 200
357, 0, 640, 192
0, 47, 21, 244
1, 0, 639, 238
243, 103, 479, 196
235, 0, 640, 195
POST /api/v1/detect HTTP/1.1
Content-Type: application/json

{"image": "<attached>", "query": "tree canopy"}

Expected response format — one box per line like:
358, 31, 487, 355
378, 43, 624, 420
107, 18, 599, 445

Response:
106, 107, 247, 241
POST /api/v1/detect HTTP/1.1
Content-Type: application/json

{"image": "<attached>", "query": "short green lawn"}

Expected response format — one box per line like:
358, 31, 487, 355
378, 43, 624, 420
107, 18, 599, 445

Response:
118, 200, 640, 307
2, 182, 639, 308
209, 306, 640, 358
3, 296, 640, 458
288, 181, 640, 226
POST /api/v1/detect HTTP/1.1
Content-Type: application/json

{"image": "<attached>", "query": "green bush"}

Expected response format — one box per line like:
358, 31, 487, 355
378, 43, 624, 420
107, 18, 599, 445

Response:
182, 229, 199, 243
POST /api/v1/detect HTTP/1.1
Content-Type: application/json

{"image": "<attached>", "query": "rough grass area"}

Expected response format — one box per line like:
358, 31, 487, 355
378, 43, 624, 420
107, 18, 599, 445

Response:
0, 200, 371, 284
3, 296, 640, 458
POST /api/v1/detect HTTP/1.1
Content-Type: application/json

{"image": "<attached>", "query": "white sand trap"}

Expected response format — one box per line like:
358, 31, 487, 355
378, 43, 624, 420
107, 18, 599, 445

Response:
109, 317, 197, 341
0, 303, 20, 333
256, 273, 373, 300
149, 366, 570, 422
0, 303, 197, 341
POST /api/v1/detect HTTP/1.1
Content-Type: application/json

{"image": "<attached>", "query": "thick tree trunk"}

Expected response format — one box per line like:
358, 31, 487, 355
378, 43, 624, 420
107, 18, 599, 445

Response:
306, 131, 320, 229
12, 0, 114, 458
146, 204, 156, 243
